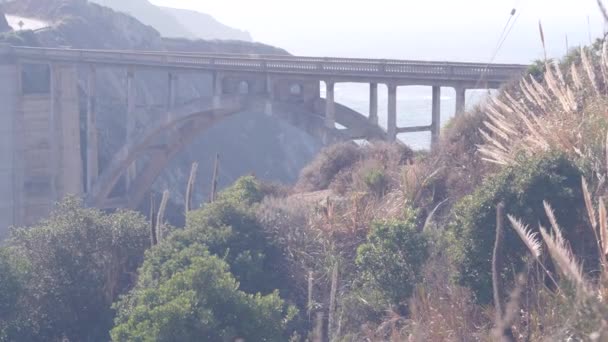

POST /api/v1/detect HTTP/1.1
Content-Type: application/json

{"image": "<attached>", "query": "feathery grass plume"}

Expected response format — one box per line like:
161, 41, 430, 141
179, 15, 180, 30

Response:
581, 46, 602, 96
530, 74, 553, 103
571, 63, 584, 91
156, 190, 169, 242
539, 225, 587, 290
583, 177, 599, 230
508, 215, 542, 259
544, 62, 574, 112
185, 162, 198, 212
544, 201, 566, 246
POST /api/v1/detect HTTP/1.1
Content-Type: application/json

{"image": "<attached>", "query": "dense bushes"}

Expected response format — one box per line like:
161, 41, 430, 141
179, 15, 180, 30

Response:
449, 153, 592, 303
183, 176, 289, 295
1, 198, 149, 341
111, 244, 296, 341
113, 176, 301, 339
355, 211, 428, 314
0, 249, 26, 340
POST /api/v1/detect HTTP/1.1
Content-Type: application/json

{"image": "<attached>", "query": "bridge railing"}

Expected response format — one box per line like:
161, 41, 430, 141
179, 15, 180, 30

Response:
10, 46, 528, 82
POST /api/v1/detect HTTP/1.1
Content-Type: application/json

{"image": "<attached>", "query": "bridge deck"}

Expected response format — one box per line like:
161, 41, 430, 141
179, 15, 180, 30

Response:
9, 46, 528, 86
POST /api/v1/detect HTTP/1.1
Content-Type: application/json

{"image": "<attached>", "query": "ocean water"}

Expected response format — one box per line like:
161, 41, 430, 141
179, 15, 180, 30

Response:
322, 83, 494, 150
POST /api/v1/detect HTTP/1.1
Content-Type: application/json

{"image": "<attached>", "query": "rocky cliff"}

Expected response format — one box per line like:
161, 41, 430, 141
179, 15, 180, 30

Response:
1, 0, 320, 221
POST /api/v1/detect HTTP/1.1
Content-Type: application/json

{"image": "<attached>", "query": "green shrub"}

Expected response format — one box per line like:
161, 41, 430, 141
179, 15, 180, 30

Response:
112, 244, 297, 341
0, 248, 28, 340
184, 176, 287, 296
449, 153, 592, 303
355, 210, 429, 314
6, 197, 149, 342
363, 168, 389, 197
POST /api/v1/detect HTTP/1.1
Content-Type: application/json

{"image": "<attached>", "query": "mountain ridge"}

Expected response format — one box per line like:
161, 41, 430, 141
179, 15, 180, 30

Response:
89, 0, 252, 41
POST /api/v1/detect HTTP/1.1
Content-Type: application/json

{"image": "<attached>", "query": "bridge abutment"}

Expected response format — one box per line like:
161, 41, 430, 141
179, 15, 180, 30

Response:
0, 54, 19, 236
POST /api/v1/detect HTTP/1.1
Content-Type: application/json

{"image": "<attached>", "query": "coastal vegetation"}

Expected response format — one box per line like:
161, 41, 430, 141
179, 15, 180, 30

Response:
5, 10, 608, 342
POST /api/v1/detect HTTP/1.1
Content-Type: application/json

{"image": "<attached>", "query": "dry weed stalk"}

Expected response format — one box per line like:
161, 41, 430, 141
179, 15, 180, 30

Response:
185, 162, 198, 212
156, 190, 169, 242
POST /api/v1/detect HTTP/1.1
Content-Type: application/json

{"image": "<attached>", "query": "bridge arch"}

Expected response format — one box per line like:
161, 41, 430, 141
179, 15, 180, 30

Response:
87, 94, 386, 209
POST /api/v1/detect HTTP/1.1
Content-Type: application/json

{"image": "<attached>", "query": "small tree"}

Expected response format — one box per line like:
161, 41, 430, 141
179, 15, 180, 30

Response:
355, 210, 429, 314
185, 176, 288, 296
449, 153, 592, 303
112, 244, 297, 341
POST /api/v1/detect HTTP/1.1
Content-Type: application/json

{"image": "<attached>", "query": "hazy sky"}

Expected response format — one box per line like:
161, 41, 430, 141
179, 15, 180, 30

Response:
150, 0, 606, 63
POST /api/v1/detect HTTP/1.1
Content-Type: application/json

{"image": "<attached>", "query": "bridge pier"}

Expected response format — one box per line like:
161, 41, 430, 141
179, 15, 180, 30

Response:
431, 86, 441, 146
213, 71, 223, 107
86, 65, 98, 193
126, 68, 136, 189
387, 84, 397, 142
167, 72, 178, 111
369, 83, 378, 124
455, 86, 466, 116
325, 81, 335, 128
265, 75, 274, 116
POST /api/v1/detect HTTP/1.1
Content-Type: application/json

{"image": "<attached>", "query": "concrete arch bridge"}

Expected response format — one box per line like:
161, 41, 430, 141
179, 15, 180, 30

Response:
0, 45, 527, 226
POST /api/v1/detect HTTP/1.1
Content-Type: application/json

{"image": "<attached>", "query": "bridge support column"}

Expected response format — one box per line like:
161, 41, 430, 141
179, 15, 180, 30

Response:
126, 68, 136, 189
86, 65, 99, 193
167, 72, 178, 111
455, 86, 466, 117
369, 83, 378, 124
213, 72, 223, 107
265, 75, 274, 116
431, 86, 441, 147
387, 84, 397, 142
325, 81, 335, 129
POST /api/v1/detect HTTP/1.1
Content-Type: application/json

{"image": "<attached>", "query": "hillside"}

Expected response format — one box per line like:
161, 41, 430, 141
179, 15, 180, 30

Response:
160, 6, 252, 42
88, 0, 252, 41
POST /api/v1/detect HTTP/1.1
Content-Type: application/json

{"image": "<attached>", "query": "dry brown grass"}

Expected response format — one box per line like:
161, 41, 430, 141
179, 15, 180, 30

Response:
478, 43, 608, 177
